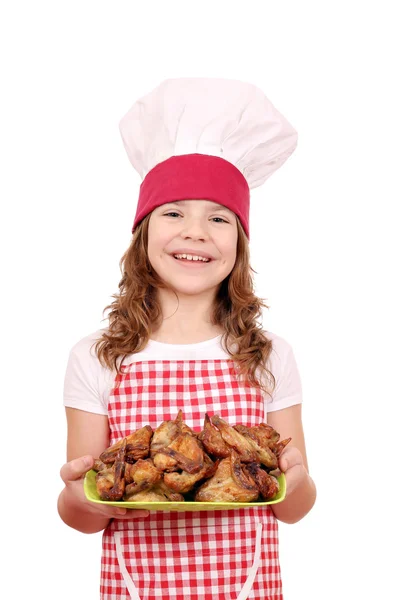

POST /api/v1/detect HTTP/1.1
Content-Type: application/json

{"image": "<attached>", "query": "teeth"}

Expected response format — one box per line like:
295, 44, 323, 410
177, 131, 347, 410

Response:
174, 254, 210, 262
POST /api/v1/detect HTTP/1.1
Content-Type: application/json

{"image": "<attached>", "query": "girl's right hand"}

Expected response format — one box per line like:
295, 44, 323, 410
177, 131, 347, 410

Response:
59, 455, 150, 521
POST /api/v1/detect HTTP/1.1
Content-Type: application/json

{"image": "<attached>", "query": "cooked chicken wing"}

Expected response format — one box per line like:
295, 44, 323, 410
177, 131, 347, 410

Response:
155, 432, 204, 473
244, 462, 280, 500
273, 438, 292, 458
194, 451, 259, 502
164, 452, 216, 493
96, 439, 126, 500
175, 408, 197, 437
125, 480, 185, 502
198, 414, 230, 458
210, 415, 259, 462
123, 458, 162, 497
233, 424, 278, 469
150, 419, 180, 459
99, 426, 153, 464
150, 410, 198, 468
93, 458, 108, 472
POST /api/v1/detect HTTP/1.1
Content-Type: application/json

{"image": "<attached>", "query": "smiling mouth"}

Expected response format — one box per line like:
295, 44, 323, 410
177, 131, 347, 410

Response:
170, 255, 213, 265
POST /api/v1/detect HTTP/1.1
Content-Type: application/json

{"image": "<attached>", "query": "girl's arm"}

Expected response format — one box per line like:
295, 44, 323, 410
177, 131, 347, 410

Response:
57, 408, 148, 534
267, 404, 317, 524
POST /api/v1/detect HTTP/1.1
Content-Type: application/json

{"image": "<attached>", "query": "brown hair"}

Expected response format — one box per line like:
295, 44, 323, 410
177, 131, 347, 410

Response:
94, 214, 276, 398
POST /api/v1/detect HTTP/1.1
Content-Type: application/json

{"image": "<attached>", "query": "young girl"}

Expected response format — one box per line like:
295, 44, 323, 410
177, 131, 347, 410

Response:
58, 77, 317, 600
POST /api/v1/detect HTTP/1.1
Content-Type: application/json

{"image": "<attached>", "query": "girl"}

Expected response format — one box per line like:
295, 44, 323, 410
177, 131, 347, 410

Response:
58, 77, 317, 600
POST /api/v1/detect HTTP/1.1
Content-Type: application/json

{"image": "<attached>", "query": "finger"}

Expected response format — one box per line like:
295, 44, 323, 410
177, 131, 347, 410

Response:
98, 507, 150, 519
60, 455, 94, 483
114, 509, 150, 519
279, 447, 303, 472
284, 464, 306, 497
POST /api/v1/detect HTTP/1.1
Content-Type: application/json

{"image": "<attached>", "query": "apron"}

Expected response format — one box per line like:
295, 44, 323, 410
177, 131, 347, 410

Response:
100, 358, 283, 600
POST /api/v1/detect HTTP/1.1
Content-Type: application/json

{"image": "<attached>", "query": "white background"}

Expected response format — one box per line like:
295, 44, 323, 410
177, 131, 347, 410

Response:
2, 1, 399, 598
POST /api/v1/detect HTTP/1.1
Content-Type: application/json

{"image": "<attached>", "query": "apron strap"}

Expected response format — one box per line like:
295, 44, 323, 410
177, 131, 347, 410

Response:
114, 531, 142, 600
237, 521, 263, 600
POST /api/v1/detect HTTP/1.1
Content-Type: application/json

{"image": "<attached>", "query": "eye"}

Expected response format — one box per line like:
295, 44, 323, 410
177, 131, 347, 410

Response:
163, 212, 228, 223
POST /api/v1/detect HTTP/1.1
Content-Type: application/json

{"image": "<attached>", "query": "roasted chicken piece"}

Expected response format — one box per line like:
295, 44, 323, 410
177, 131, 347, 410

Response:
175, 409, 197, 437
125, 480, 185, 502
99, 426, 153, 464
150, 410, 197, 468
235, 423, 291, 464
96, 439, 127, 500
123, 458, 162, 497
194, 451, 260, 502
198, 414, 230, 458
155, 432, 204, 473
247, 423, 280, 447
164, 452, 216, 494
210, 415, 259, 463
232, 424, 278, 469
93, 458, 108, 472
273, 438, 292, 458
150, 417, 180, 461
244, 462, 280, 500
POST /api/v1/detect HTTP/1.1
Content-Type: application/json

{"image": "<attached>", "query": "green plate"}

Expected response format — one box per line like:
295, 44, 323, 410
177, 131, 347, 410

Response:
84, 469, 286, 511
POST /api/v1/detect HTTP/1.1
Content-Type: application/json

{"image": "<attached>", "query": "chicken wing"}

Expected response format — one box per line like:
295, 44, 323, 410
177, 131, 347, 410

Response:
210, 415, 259, 462
194, 451, 259, 502
198, 414, 230, 458
244, 462, 280, 500
150, 419, 180, 459
164, 452, 216, 493
96, 439, 126, 500
125, 480, 185, 502
233, 424, 278, 469
100, 426, 153, 464
123, 458, 162, 497
155, 432, 204, 473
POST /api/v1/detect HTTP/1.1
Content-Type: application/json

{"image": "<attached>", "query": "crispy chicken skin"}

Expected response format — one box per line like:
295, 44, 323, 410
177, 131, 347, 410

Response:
164, 452, 216, 493
93, 458, 108, 472
150, 410, 199, 471
244, 463, 280, 500
194, 452, 260, 502
232, 424, 278, 468
96, 439, 127, 500
210, 415, 259, 462
123, 459, 162, 497
99, 426, 153, 464
125, 480, 185, 502
150, 419, 180, 459
198, 414, 230, 458
155, 433, 204, 473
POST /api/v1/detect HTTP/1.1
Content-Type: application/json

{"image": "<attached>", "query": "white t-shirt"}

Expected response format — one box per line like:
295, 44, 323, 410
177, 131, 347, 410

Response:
63, 329, 303, 417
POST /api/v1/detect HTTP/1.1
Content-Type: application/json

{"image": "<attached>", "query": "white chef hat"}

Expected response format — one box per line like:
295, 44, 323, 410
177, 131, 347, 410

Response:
119, 77, 298, 240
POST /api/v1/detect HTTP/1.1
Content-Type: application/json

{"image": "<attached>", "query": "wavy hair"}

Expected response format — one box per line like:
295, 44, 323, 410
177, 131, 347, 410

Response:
94, 214, 276, 399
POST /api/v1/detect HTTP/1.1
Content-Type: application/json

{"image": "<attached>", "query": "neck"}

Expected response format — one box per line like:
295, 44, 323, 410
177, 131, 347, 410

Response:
150, 289, 223, 344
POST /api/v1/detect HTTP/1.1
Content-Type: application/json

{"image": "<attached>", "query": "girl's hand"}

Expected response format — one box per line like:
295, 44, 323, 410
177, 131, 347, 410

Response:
278, 446, 308, 498
60, 455, 150, 520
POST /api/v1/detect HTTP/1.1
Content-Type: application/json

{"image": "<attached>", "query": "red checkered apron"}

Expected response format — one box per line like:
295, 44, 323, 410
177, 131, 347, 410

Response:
100, 358, 283, 600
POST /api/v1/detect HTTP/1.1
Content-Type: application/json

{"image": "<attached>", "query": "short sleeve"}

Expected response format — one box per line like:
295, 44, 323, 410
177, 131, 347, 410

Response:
265, 334, 303, 413
63, 330, 114, 415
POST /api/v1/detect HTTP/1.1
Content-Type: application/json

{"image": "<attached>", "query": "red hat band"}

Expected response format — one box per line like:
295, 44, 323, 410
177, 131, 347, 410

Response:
132, 153, 250, 239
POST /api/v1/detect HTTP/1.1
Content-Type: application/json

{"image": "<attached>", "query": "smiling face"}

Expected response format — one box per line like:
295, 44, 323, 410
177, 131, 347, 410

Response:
147, 199, 238, 296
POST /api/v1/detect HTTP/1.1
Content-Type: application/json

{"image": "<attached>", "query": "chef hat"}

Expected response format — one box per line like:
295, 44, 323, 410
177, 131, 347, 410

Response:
119, 77, 298, 240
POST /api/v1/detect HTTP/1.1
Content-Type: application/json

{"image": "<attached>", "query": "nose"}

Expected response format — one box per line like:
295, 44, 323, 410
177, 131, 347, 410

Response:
179, 216, 210, 241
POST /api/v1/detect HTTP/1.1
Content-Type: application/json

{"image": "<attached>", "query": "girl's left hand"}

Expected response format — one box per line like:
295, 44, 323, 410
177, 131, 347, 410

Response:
278, 446, 308, 497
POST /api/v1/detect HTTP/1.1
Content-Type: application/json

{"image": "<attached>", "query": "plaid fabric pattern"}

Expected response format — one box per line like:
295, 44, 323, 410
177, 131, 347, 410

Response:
101, 359, 283, 600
